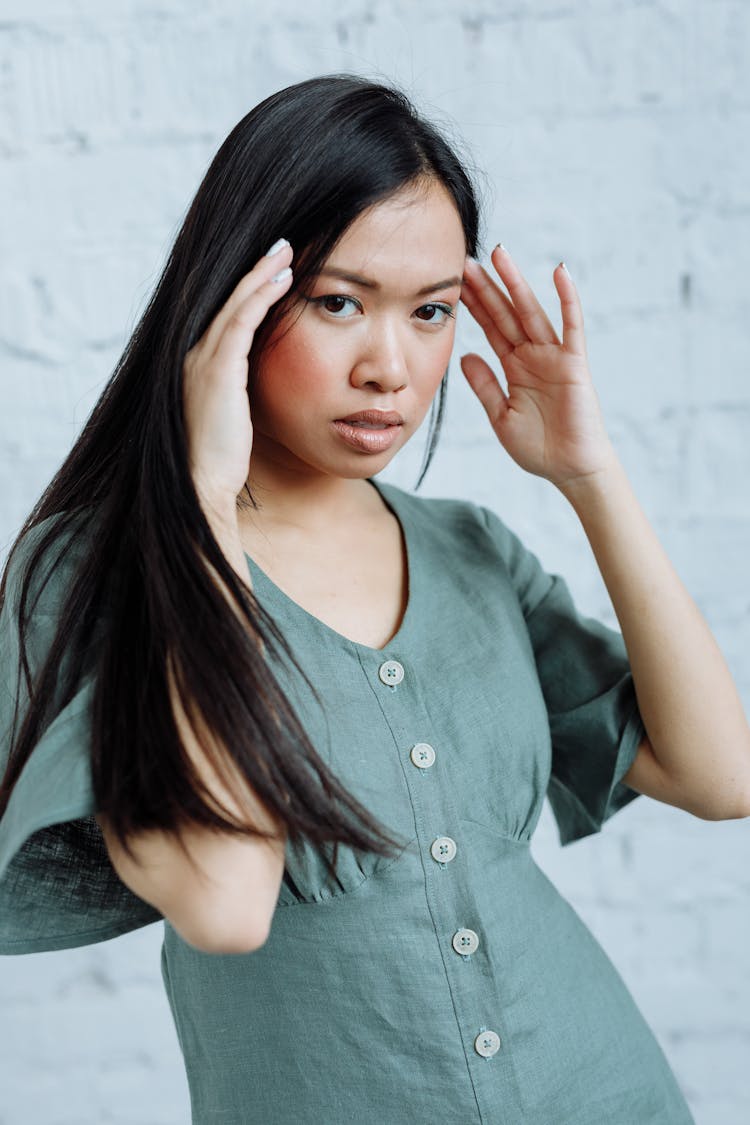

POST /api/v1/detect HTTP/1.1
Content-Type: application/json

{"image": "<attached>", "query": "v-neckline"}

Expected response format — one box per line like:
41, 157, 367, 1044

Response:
242, 477, 414, 655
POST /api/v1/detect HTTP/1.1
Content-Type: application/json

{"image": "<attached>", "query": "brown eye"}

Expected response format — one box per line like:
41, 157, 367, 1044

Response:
322, 296, 349, 314
415, 303, 455, 324
307, 295, 360, 317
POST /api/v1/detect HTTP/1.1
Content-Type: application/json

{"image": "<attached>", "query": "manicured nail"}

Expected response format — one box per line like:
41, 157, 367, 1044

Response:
266, 238, 289, 257
561, 261, 572, 279
496, 242, 508, 254
271, 265, 292, 283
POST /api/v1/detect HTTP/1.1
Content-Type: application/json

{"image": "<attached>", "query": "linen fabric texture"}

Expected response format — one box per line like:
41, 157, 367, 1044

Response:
0, 478, 695, 1123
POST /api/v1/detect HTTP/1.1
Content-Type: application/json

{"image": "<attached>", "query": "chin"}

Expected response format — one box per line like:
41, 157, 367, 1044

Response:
317, 454, 394, 480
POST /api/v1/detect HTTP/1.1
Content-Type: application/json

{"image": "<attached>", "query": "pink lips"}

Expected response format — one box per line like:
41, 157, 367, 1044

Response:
331, 410, 404, 454
335, 409, 404, 426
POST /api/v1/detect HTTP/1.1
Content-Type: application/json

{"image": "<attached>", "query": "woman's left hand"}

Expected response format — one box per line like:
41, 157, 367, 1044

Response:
459, 244, 618, 491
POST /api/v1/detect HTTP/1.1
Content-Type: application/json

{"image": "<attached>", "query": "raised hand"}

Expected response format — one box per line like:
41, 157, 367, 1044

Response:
182, 238, 294, 525
458, 244, 618, 490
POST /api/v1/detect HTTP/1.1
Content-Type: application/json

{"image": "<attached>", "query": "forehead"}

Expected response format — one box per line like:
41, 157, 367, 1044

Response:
324, 180, 467, 284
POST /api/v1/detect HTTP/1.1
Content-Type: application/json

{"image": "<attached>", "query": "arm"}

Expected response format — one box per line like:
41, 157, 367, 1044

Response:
560, 458, 750, 821
459, 245, 750, 822
98, 510, 287, 955
101, 244, 299, 950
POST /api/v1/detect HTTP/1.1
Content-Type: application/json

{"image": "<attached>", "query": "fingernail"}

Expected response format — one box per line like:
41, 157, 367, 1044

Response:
266, 238, 289, 257
496, 242, 508, 254
271, 266, 292, 283
561, 261, 572, 279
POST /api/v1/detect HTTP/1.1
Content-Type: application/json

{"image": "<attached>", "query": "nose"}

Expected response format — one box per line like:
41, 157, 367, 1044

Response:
349, 320, 409, 393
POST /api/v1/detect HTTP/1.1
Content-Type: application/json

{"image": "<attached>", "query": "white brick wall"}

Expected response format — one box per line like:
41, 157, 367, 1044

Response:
1, 2, 748, 1122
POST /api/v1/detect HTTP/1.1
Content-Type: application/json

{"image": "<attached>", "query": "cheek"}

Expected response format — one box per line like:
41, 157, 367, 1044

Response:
437, 330, 455, 368
421, 328, 456, 387
254, 327, 331, 414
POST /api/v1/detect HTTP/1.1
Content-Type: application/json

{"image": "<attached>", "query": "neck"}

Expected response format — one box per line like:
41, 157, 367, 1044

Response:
241, 444, 378, 534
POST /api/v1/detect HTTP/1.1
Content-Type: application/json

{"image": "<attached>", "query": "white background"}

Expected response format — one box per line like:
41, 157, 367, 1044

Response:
1, 2, 748, 1122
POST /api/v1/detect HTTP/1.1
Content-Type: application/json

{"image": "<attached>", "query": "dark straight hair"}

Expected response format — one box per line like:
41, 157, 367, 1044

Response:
0, 73, 482, 880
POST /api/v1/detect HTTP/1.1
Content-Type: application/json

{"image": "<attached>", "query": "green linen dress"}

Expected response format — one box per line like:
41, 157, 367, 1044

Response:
0, 477, 695, 1123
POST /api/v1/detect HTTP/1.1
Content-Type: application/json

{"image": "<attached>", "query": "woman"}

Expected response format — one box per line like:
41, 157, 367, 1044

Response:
1, 72, 747, 1123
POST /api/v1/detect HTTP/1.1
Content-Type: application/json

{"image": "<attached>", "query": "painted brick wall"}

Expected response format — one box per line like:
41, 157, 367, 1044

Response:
1, 2, 748, 1122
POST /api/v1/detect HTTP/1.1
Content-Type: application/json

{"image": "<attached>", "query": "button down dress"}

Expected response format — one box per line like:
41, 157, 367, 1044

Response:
0, 478, 696, 1123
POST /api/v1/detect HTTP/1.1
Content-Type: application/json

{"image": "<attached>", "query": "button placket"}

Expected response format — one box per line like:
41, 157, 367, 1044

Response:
367, 647, 506, 1083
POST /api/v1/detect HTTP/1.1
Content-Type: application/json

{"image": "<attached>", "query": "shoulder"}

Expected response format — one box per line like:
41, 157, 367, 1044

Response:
375, 478, 487, 532
374, 480, 555, 616
374, 479, 522, 562
2, 507, 98, 624
1, 508, 102, 703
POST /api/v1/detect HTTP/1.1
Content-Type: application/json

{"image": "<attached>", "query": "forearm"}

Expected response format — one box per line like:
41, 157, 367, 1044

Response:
560, 455, 750, 819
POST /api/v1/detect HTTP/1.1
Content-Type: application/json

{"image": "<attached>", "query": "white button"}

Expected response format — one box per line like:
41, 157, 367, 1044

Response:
430, 836, 457, 864
474, 1029, 501, 1058
378, 660, 404, 686
452, 928, 479, 956
410, 742, 435, 769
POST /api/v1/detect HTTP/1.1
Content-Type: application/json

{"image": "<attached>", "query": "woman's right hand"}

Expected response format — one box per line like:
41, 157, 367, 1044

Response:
182, 238, 294, 524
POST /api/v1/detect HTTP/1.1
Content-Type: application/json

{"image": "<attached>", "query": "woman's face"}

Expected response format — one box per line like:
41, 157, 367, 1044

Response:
248, 177, 468, 483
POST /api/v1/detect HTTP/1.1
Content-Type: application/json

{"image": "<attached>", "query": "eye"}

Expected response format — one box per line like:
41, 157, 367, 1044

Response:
305, 295, 456, 325
308, 294, 361, 317
415, 303, 456, 325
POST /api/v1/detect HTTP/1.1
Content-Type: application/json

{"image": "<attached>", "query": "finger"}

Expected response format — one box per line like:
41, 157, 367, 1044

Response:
459, 277, 516, 363
460, 352, 509, 429
203, 240, 294, 357
553, 262, 586, 357
461, 257, 528, 348
211, 270, 294, 380
486, 245, 561, 345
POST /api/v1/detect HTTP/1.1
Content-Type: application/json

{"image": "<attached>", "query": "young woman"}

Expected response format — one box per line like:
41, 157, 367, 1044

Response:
1, 73, 747, 1124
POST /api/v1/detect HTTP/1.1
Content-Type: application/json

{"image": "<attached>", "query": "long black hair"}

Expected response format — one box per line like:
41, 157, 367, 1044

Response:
0, 73, 482, 881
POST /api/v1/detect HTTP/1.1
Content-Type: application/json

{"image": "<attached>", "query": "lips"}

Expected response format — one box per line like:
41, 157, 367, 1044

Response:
331, 414, 404, 453
334, 410, 404, 428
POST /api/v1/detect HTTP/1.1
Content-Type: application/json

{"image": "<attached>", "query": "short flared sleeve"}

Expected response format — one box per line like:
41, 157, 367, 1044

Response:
479, 504, 645, 847
0, 516, 162, 954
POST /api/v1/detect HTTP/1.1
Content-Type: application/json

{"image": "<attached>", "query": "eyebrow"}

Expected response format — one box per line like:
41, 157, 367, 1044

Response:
317, 266, 463, 297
